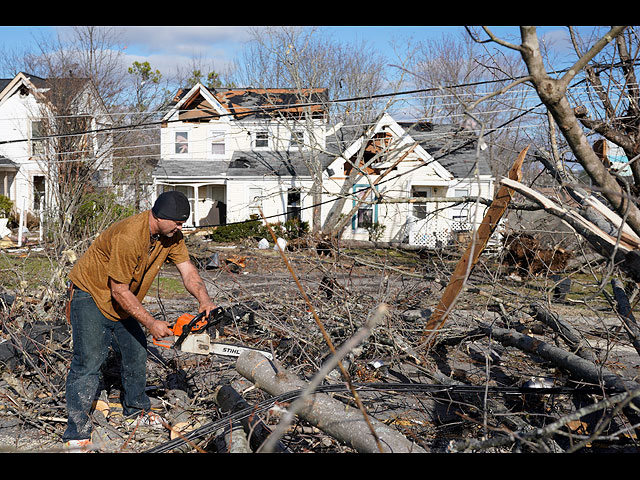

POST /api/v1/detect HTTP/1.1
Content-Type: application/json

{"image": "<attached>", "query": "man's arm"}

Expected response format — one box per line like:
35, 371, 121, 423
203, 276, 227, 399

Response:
109, 278, 173, 340
175, 260, 216, 315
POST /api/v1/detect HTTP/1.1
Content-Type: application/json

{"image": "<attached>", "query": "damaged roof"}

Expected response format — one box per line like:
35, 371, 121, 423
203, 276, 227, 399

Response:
170, 86, 329, 120
398, 121, 493, 178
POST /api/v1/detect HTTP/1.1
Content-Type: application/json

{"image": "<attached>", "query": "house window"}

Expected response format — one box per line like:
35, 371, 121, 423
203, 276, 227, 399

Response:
210, 131, 225, 155
33, 175, 45, 210
31, 121, 45, 156
353, 185, 377, 230
175, 131, 189, 154
411, 187, 432, 220
254, 131, 269, 148
452, 188, 470, 231
357, 205, 373, 229
287, 188, 301, 221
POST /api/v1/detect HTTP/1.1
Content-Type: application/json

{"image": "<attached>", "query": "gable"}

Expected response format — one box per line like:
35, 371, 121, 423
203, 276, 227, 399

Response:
0, 72, 36, 106
178, 93, 220, 122
0, 72, 108, 123
163, 83, 229, 124
327, 113, 452, 181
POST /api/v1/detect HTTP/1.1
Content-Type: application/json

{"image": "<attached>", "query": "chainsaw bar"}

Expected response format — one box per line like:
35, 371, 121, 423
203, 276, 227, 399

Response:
178, 332, 272, 360
210, 342, 273, 360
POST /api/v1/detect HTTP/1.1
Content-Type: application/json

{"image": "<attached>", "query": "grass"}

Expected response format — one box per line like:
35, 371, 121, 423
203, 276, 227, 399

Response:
146, 275, 186, 299
0, 252, 57, 290
0, 251, 189, 301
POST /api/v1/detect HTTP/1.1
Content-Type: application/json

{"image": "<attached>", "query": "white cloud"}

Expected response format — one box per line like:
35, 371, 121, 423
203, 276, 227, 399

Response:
118, 26, 252, 57
114, 26, 253, 83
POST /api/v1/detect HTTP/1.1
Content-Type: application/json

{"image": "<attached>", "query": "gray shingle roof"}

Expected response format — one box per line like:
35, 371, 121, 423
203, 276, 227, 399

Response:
398, 122, 493, 177
153, 150, 334, 179
154, 122, 492, 181
0, 156, 17, 168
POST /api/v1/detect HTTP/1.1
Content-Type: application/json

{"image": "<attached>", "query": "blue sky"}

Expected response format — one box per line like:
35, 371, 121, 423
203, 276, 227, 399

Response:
0, 25, 569, 80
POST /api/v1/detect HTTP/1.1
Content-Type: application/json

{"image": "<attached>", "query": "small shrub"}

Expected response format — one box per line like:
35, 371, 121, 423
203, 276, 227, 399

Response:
366, 222, 386, 242
0, 195, 13, 218
207, 216, 310, 243
208, 216, 262, 242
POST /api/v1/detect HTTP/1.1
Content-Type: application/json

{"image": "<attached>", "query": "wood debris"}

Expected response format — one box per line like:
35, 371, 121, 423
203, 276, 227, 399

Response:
1, 224, 640, 453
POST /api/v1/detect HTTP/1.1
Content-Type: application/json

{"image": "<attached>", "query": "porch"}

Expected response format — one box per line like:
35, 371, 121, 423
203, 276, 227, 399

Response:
156, 182, 227, 228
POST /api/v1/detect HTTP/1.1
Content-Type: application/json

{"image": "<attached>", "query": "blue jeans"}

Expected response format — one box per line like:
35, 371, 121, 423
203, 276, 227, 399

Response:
63, 288, 151, 441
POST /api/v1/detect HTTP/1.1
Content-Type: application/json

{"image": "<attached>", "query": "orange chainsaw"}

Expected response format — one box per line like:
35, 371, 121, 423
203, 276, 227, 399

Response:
153, 307, 272, 360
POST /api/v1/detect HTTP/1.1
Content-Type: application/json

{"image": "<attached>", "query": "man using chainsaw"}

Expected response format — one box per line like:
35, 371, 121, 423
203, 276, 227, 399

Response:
62, 190, 216, 451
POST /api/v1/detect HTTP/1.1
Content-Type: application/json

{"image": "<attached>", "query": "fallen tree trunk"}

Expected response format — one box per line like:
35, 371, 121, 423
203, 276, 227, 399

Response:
235, 350, 426, 453
529, 302, 594, 361
611, 278, 640, 357
501, 177, 640, 282
478, 322, 640, 433
478, 323, 639, 395
214, 383, 290, 453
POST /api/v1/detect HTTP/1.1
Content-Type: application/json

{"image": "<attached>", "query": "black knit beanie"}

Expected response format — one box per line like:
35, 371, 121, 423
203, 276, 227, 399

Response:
152, 191, 190, 221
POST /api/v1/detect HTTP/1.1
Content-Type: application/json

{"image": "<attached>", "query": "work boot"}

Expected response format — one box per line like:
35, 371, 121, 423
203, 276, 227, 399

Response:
63, 438, 93, 453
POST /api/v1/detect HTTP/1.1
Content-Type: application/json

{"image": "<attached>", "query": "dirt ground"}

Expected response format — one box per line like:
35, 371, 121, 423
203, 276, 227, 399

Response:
1, 235, 639, 453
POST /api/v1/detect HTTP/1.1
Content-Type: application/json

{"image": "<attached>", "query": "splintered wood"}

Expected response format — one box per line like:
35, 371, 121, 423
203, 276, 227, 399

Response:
421, 147, 528, 344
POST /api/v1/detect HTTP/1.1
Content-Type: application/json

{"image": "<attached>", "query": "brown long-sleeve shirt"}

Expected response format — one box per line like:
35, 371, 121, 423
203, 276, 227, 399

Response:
69, 210, 190, 321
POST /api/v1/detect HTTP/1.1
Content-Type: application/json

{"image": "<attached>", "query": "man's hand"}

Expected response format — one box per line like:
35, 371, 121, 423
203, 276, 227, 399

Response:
198, 300, 217, 317
147, 319, 174, 340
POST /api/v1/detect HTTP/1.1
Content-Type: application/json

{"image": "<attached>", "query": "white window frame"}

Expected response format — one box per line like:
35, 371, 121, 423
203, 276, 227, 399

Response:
451, 187, 470, 230
31, 120, 45, 156
352, 185, 377, 231
411, 186, 432, 220
254, 130, 269, 149
209, 130, 226, 156
175, 131, 189, 155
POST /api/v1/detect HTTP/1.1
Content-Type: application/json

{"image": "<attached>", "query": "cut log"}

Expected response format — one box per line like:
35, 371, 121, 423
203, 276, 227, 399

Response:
235, 350, 426, 453
611, 278, 640, 357
224, 422, 251, 453
166, 389, 199, 441
214, 383, 290, 453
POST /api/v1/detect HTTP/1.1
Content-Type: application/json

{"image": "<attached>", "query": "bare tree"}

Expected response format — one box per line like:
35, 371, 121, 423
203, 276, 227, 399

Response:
174, 54, 236, 89
4, 27, 131, 253
235, 27, 402, 234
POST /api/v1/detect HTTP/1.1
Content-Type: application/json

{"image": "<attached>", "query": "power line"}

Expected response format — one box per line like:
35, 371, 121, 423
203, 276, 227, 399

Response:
2, 67, 632, 228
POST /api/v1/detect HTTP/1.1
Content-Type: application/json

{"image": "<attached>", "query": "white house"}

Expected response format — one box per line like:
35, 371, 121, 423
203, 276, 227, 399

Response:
0, 72, 113, 218
154, 83, 332, 227
154, 84, 495, 248
322, 113, 495, 247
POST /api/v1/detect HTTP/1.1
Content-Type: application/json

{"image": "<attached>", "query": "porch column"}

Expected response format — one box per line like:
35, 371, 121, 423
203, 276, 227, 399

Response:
193, 184, 199, 227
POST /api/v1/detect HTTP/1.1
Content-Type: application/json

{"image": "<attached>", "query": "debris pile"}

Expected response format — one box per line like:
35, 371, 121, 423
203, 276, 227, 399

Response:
503, 233, 573, 276
0, 236, 639, 453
